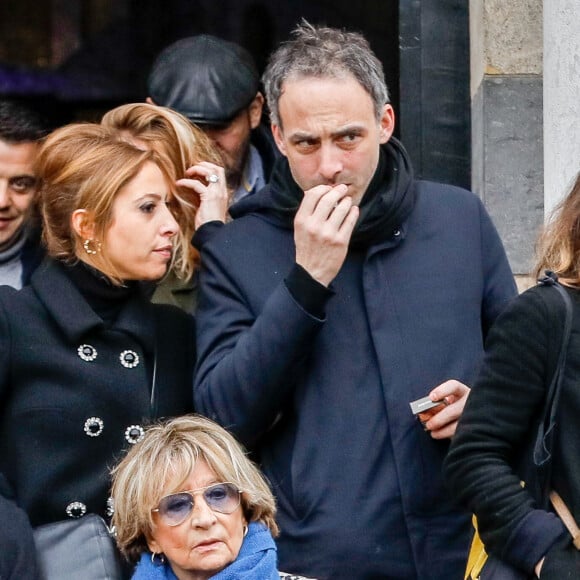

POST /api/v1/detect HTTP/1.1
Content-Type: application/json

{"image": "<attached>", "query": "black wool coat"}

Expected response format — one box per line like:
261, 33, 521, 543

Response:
0, 259, 195, 527
446, 284, 580, 577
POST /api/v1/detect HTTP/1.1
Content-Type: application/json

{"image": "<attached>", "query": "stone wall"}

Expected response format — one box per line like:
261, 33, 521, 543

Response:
544, 1, 580, 214
470, 0, 543, 277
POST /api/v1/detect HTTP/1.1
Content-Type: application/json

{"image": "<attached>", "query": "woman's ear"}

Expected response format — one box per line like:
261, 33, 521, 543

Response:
146, 534, 161, 555
71, 209, 96, 241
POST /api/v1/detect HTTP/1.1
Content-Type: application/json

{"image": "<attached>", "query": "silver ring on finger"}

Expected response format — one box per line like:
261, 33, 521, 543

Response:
208, 174, 219, 184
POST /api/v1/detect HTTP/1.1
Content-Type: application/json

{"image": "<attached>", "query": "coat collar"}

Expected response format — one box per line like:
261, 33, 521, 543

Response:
30, 259, 155, 350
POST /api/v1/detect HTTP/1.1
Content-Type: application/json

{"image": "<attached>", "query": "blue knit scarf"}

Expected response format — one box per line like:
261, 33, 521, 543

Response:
132, 522, 279, 579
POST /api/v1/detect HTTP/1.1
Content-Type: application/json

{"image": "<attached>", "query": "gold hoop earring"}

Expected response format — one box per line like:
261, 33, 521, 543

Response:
83, 238, 101, 255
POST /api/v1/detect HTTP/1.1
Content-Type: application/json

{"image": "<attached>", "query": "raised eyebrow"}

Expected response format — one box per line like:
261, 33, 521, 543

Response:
288, 133, 319, 144
332, 126, 365, 139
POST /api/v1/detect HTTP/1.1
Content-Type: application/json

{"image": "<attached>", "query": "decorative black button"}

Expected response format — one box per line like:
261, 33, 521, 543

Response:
78, 344, 98, 362
119, 350, 140, 368
66, 501, 87, 518
84, 417, 104, 437
124, 424, 144, 445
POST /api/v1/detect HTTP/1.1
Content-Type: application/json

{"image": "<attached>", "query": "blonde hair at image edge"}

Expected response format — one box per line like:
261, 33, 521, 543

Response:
102, 103, 224, 277
36, 122, 192, 285
110, 414, 279, 564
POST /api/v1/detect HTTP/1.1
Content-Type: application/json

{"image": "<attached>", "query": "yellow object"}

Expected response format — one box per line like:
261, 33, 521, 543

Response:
465, 516, 488, 580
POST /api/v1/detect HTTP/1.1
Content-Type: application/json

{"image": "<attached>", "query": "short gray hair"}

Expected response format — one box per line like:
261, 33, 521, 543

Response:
263, 20, 389, 127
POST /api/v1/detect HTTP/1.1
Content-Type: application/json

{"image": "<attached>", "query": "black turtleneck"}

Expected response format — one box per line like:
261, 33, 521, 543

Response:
63, 261, 140, 326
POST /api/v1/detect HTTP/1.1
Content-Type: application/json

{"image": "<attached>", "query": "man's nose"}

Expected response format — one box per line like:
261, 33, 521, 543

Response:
318, 145, 343, 181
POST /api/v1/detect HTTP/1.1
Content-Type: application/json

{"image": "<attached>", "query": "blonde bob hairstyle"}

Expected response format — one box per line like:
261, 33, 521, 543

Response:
37, 122, 192, 285
535, 172, 580, 287
110, 414, 278, 564
102, 103, 223, 278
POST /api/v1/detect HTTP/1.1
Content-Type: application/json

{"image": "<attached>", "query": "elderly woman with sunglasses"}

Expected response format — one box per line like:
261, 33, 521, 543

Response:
111, 415, 313, 580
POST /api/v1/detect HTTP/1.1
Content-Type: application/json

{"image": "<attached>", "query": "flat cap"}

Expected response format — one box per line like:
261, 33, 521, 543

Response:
147, 35, 259, 126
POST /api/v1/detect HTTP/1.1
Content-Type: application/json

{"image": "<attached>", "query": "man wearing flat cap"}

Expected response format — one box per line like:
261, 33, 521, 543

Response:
148, 34, 277, 204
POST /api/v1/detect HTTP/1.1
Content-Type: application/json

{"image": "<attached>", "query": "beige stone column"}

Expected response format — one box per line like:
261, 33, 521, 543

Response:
470, 0, 543, 282
544, 1, 580, 215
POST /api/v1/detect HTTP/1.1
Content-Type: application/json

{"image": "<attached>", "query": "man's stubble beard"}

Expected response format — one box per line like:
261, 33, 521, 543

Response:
224, 137, 251, 194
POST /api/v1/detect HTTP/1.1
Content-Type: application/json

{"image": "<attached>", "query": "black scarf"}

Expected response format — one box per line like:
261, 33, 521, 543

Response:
267, 137, 416, 249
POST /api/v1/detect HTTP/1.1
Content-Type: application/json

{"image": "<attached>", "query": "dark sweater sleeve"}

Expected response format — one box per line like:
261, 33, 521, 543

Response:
445, 287, 567, 574
194, 240, 332, 446
284, 264, 334, 319
192, 220, 225, 250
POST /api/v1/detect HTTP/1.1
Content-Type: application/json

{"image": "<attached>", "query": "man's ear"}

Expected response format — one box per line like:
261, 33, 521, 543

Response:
71, 209, 96, 241
248, 93, 264, 130
145, 97, 156, 105
379, 104, 396, 144
271, 124, 287, 157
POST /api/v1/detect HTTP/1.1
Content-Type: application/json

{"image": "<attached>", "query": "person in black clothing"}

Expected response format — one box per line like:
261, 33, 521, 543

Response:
0, 123, 201, 578
446, 172, 580, 579
147, 34, 278, 206
0, 99, 52, 288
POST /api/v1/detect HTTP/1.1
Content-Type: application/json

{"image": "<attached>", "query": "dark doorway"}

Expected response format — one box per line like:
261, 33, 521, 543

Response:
1, 0, 469, 187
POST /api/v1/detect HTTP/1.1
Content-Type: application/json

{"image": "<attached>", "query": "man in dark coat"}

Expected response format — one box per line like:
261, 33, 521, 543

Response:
147, 34, 278, 205
194, 22, 517, 580
0, 99, 51, 289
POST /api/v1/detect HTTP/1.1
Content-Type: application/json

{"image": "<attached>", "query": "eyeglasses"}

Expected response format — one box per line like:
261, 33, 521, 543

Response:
152, 482, 241, 527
